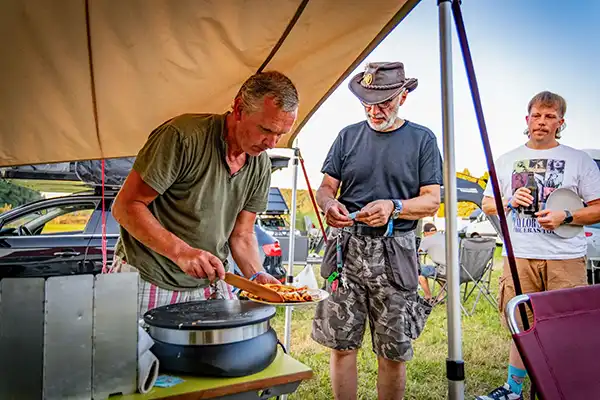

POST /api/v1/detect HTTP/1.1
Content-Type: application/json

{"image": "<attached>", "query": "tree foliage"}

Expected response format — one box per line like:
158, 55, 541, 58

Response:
279, 188, 320, 231
0, 180, 43, 211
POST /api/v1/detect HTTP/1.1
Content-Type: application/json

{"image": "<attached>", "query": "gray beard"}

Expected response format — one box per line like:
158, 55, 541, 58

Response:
365, 104, 400, 131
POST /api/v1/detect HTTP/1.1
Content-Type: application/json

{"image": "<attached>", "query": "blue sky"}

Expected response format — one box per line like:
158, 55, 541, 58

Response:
269, 0, 600, 190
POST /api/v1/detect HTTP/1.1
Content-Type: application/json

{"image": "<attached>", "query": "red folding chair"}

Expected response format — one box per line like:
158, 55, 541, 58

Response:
506, 285, 600, 400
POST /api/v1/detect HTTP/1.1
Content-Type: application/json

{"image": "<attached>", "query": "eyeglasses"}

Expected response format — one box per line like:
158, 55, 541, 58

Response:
361, 98, 395, 110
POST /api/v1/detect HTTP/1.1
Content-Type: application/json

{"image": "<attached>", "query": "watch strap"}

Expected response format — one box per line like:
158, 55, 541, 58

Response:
563, 209, 573, 224
391, 199, 403, 219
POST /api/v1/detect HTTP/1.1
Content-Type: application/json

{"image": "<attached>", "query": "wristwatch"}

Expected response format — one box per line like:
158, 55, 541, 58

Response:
391, 199, 403, 219
562, 209, 573, 225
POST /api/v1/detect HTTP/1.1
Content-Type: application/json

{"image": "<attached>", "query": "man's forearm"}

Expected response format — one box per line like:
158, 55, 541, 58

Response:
316, 187, 336, 212
230, 232, 264, 278
482, 197, 510, 216
398, 193, 440, 220
113, 200, 190, 262
573, 204, 600, 226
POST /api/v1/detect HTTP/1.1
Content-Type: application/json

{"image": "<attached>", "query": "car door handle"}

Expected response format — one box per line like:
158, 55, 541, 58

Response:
53, 251, 81, 257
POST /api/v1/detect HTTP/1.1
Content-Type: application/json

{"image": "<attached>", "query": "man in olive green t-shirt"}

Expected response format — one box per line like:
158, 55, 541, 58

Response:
111, 71, 299, 313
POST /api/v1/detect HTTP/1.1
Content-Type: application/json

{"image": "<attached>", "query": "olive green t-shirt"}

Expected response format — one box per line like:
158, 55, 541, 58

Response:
116, 113, 271, 291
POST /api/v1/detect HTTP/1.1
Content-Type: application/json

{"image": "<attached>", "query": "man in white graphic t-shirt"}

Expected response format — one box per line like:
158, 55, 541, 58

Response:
476, 91, 600, 400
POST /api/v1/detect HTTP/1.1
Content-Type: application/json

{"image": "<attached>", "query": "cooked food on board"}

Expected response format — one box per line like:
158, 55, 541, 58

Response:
240, 283, 315, 303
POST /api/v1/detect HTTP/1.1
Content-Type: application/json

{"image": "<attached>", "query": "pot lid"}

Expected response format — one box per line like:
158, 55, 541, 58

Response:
545, 188, 585, 239
143, 299, 276, 331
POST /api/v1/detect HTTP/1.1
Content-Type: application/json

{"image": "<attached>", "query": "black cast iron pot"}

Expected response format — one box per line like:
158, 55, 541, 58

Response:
143, 299, 278, 378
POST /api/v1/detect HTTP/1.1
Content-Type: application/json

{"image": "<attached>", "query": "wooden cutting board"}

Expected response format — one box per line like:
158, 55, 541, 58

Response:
224, 272, 284, 303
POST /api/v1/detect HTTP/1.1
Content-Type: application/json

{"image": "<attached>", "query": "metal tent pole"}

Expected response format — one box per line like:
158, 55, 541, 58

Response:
280, 146, 299, 400
438, 1, 465, 399
283, 147, 299, 352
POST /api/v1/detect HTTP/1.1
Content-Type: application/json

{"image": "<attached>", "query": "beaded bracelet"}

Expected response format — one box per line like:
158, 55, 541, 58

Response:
506, 196, 516, 212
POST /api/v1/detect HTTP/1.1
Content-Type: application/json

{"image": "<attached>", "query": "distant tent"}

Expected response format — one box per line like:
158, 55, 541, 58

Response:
265, 188, 289, 215
440, 172, 487, 208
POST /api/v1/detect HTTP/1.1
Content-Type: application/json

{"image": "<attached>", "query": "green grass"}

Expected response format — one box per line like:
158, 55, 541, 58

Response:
271, 249, 530, 399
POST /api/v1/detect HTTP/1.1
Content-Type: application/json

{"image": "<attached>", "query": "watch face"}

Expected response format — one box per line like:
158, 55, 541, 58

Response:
564, 210, 573, 223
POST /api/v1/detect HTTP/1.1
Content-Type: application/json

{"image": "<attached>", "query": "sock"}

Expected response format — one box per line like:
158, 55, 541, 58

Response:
507, 364, 527, 395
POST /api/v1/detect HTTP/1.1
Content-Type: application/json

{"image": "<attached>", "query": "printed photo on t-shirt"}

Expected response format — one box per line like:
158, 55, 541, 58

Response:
510, 158, 565, 234
545, 159, 565, 189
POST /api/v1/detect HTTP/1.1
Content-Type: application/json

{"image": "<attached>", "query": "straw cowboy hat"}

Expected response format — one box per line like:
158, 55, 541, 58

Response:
348, 62, 418, 105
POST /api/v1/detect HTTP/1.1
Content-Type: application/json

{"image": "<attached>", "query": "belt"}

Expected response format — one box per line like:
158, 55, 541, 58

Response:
342, 224, 412, 237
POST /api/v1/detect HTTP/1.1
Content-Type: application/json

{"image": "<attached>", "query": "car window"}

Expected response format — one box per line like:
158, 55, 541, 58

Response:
594, 159, 600, 171
3, 203, 96, 235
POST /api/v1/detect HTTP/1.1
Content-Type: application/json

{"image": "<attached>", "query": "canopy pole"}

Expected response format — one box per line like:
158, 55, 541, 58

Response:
283, 147, 299, 350
438, 1, 465, 399
280, 146, 299, 400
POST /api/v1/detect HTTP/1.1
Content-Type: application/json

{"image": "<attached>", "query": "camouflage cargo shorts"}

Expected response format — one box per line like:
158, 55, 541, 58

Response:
311, 228, 432, 362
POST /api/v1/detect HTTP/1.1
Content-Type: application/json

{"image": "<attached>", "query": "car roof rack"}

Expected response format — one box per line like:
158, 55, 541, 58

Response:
92, 185, 121, 196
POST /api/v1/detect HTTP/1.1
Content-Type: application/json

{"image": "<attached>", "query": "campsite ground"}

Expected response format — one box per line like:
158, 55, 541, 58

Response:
271, 247, 531, 399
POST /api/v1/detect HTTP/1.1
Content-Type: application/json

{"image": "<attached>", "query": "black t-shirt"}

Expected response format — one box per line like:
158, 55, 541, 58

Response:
321, 120, 443, 232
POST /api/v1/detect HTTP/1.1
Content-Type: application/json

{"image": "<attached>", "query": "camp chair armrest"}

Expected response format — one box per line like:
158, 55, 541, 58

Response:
505, 294, 530, 335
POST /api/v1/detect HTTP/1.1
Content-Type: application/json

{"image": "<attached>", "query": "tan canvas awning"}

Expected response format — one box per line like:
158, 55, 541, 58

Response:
0, 0, 419, 167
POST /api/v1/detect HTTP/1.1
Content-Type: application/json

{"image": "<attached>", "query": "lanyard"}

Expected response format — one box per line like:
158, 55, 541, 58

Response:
327, 234, 344, 291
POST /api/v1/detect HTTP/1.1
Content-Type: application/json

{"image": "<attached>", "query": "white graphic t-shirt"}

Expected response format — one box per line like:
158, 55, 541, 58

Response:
484, 144, 600, 259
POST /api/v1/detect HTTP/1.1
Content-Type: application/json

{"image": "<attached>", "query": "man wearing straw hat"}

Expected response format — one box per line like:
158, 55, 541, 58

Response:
477, 91, 600, 400
311, 62, 443, 399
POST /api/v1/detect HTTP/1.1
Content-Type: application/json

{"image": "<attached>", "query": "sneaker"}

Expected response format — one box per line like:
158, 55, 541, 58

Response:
475, 384, 523, 400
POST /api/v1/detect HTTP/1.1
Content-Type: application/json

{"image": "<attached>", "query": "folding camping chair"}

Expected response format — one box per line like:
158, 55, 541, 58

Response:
428, 236, 497, 316
506, 284, 600, 400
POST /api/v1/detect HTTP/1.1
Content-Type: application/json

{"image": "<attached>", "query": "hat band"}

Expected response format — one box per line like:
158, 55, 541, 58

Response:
360, 80, 406, 90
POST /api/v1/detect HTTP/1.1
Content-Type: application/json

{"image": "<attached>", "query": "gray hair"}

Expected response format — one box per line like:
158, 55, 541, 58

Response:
235, 71, 299, 113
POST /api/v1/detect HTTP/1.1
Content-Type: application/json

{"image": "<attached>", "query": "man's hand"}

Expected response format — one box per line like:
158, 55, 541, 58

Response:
324, 200, 354, 228
355, 200, 394, 227
535, 209, 567, 231
253, 271, 281, 285
510, 187, 534, 208
174, 247, 226, 282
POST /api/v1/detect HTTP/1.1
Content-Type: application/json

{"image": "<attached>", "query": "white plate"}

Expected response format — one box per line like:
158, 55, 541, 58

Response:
242, 289, 329, 307
545, 188, 584, 239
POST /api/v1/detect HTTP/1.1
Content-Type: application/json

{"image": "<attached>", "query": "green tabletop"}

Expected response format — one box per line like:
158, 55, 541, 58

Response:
116, 349, 312, 399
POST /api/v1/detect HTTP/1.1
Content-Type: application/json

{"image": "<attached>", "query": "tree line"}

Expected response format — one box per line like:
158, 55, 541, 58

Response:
0, 180, 43, 212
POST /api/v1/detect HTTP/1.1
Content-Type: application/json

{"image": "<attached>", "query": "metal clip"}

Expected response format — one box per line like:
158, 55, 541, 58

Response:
327, 271, 339, 283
